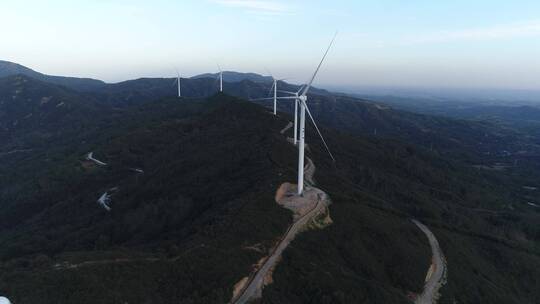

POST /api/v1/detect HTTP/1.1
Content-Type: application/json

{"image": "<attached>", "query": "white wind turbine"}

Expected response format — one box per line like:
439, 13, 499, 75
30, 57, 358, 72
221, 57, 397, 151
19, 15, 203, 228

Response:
270, 76, 278, 115
295, 33, 337, 195
251, 30, 336, 196
217, 64, 223, 92
267, 77, 290, 116
176, 69, 181, 98
277, 85, 304, 145
261, 81, 334, 195
250, 84, 303, 145
265, 69, 291, 116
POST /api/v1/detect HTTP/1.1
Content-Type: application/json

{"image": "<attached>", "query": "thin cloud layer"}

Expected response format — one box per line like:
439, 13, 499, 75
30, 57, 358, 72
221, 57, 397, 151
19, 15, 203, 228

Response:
210, 0, 291, 15
405, 20, 540, 44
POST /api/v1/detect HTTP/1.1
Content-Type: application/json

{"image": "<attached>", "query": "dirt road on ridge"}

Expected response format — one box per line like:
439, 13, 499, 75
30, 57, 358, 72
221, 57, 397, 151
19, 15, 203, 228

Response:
412, 219, 447, 304
230, 121, 331, 304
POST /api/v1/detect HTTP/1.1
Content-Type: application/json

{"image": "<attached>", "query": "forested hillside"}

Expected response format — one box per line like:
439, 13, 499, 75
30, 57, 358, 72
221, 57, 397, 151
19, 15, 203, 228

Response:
0, 73, 539, 303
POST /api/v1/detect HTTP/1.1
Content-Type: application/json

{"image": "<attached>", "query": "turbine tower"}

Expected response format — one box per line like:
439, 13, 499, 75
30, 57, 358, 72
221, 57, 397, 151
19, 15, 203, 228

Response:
272, 77, 277, 115
176, 69, 181, 98
293, 93, 298, 143
296, 33, 337, 195
217, 64, 223, 92
266, 76, 280, 116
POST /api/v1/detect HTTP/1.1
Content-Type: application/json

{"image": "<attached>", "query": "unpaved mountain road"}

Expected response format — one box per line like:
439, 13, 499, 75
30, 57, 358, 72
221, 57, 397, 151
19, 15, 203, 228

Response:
232, 191, 328, 304
230, 121, 331, 304
52, 244, 206, 271
86, 152, 107, 166
0, 149, 33, 157
412, 219, 447, 304
280, 122, 293, 134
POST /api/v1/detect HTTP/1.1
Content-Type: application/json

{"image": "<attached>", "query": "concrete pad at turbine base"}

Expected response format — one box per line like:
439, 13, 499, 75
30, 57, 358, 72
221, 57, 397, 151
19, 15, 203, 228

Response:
276, 183, 325, 218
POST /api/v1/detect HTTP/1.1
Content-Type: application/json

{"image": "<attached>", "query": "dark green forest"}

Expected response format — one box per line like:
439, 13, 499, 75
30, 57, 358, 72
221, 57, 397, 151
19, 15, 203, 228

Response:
0, 74, 539, 303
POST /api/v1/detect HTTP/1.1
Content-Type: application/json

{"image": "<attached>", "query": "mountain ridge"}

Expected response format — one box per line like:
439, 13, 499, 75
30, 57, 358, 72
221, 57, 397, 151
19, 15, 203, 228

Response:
191, 71, 273, 83
0, 60, 105, 91
0, 61, 278, 91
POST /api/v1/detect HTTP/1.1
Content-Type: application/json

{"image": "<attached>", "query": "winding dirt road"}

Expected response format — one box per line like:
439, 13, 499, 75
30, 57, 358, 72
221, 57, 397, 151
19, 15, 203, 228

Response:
86, 152, 107, 166
232, 192, 327, 304
0, 149, 33, 157
230, 121, 331, 304
412, 219, 447, 304
280, 122, 293, 134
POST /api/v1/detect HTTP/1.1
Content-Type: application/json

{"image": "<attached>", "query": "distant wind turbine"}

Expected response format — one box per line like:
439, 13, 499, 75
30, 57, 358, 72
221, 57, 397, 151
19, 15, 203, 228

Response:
251, 84, 303, 145
270, 76, 278, 115
217, 64, 223, 92
277, 86, 303, 145
264, 68, 290, 116
267, 74, 291, 115
176, 69, 181, 98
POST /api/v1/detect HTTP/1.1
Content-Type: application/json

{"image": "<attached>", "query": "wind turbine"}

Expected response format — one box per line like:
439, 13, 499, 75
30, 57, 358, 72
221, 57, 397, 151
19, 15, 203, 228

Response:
269, 76, 278, 115
250, 84, 303, 145
264, 76, 280, 116
176, 69, 181, 98
277, 85, 304, 145
295, 33, 337, 195
268, 76, 293, 116
217, 64, 223, 92
265, 69, 289, 116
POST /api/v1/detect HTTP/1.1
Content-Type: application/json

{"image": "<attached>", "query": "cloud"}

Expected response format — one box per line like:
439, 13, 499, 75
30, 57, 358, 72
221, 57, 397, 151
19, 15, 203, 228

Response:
403, 20, 540, 45
210, 0, 291, 15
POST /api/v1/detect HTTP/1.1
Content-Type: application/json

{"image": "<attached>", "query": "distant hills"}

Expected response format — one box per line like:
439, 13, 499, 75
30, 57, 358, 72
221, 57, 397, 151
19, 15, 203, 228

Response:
0, 60, 276, 92
191, 71, 273, 83
0, 75, 108, 150
0, 60, 105, 91
0, 61, 334, 104
1, 60, 538, 163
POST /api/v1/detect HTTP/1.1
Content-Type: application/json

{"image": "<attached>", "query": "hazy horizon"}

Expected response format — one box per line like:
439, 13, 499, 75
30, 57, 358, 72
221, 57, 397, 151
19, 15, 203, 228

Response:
1, 0, 539, 91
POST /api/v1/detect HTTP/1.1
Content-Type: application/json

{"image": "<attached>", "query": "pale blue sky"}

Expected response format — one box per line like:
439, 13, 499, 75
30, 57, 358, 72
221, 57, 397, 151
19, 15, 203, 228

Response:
1, 0, 539, 90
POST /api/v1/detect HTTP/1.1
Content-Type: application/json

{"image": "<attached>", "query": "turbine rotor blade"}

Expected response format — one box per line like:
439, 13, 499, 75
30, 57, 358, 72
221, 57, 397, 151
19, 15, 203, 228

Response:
277, 90, 297, 95
296, 85, 305, 94
250, 97, 274, 101
267, 81, 276, 97
302, 99, 336, 162
301, 31, 338, 96
251, 96, 297, 101
264, 67, 274, 80
173, 67, 180, 85
274, 96, 298, 100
